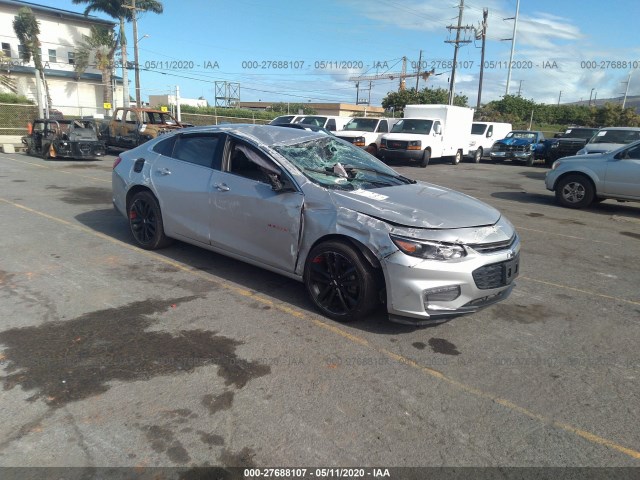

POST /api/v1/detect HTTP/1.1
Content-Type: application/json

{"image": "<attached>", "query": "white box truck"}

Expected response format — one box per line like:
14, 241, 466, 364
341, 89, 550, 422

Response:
335, 117, 400, 157
379, 104, 474, 167
467, 121, 512, 163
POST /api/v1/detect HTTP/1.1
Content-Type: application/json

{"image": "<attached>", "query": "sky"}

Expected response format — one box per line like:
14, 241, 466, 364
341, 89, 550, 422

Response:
30, 0, 640, 108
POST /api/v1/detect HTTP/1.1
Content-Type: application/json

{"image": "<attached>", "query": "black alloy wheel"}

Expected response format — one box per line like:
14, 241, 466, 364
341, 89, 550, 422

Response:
304, 241, 378, 322
128, 191, 173, 249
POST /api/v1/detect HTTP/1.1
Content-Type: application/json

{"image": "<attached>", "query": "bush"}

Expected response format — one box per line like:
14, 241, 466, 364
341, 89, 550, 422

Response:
0, 92, 34, 104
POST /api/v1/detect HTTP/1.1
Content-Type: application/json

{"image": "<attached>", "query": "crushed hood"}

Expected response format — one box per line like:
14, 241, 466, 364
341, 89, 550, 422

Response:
495, 137, 534, 147
330, 182, 501, 229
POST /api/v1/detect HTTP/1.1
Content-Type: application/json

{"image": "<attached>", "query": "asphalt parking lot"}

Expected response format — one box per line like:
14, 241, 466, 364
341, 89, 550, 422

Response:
1, 151, 639, 471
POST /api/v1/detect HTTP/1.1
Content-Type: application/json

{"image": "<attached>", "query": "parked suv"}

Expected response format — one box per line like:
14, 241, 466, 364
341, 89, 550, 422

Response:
545, 140, 640, 208
577, 127, 640, 155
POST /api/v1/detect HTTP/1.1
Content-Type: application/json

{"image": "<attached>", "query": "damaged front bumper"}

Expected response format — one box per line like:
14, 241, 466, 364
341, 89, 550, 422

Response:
381, 235, 520, 325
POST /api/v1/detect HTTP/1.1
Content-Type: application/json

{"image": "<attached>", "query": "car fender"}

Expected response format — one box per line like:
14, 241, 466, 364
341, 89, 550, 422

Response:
551, 164, 602, 191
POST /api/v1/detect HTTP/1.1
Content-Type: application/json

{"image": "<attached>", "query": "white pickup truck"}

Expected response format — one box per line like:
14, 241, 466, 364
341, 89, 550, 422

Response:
335, 117, 399, 157
379, 104, 474, 167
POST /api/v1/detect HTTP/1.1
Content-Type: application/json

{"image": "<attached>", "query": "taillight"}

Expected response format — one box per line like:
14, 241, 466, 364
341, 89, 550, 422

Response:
113, 156, 122, 169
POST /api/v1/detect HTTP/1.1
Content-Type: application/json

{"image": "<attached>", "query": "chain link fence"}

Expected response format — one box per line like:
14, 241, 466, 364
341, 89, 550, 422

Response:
180, 112, 271, 127
0, 102, 38, 135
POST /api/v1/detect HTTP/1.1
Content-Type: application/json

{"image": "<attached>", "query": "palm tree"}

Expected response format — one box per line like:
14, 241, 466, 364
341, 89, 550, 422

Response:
12, 7, 52, 116
72, 0, 163, 108
74, 25, 118, 115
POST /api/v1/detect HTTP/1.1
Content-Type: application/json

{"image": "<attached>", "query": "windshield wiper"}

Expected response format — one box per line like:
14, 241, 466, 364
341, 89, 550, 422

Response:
342, 165, 416, 184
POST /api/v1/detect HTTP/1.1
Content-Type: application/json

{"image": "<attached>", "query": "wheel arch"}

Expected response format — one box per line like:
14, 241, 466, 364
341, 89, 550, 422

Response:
553, 170, 598, 194
126, 184, 156, 211
304, 234, 382, 271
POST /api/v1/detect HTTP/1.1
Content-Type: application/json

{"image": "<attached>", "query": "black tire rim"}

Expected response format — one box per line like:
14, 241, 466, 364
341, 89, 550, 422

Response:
308, 252, 362, 316
130, 198, 157, 244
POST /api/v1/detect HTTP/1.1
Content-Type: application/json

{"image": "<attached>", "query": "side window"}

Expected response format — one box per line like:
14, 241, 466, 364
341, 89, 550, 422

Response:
152, 135, 178, 157
125, 110, 138, 124
33, 121, 45, 132
487, 125, 493, 137
227, 141, 280, 184
172, 134, 220, 168
377, 120, 389, 133
115, 110, 124, 122
326, 119, 337, 131
624, 145, 640, 160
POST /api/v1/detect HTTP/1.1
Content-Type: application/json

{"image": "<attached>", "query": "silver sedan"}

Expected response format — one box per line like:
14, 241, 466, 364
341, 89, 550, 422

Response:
112, 125, 520, 325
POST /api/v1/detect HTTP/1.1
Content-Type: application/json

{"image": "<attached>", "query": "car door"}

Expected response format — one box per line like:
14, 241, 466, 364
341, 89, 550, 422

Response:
603, 144, 640, 198
431, 120, 444, 157
151, 132, 223, 244
209, 136, 304, 273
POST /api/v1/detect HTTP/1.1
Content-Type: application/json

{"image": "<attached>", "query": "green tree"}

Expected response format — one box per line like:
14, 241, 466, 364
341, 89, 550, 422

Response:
13, 7, 52, 114
382, 87, 468, 114
72, 0, 164, 107
74, 25, 118, 113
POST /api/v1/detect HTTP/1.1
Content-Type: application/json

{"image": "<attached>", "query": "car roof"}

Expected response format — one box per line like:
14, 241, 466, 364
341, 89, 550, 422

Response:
597, 127, 640, 131
170, 124, 327, 146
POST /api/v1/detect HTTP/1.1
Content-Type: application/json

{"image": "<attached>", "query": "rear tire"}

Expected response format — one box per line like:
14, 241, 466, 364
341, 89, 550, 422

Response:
473, 147, 483, 163
420, 149, 431, 168
555, 174, 594, 209
128, 191, 173, 249
304, 241, 379, 322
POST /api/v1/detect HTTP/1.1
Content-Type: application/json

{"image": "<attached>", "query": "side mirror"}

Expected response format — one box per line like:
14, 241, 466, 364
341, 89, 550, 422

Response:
487, 131, 493, 138
434, 125, 442, 135
267, 173, 295, 193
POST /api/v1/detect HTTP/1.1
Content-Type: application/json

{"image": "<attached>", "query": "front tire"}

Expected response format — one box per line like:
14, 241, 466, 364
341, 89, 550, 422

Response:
304, 241, 379, 322
128, 191, 173, 249
452, 149, 462, 165
420, 149, 431, 168
555, 174, 594, 209
365, 144, 378, 157
473, 147, 483, 163
526, 154, 535, 167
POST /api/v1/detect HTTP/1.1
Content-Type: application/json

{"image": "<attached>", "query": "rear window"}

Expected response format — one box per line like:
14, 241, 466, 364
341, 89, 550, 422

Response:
152, 135, 177, 157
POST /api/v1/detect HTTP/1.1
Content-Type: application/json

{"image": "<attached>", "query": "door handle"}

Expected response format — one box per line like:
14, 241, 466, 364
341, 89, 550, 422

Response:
157, 167, 171, 176
214, 183, 230, 192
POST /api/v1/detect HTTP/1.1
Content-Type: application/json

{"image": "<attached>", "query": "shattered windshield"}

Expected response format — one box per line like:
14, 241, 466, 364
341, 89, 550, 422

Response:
506, 131, 536, 140
274, 136, 414, 190
344, 118, 378, 132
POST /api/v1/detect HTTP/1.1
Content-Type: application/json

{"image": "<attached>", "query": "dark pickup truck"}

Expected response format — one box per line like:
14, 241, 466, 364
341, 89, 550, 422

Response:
22, 118, 105, 160
540, 127, 599, 166
99, 107, 184, 151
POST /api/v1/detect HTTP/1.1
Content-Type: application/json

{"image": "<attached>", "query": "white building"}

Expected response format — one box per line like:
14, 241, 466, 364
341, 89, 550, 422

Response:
148, 94, 208, 109
0, 0, 123, 117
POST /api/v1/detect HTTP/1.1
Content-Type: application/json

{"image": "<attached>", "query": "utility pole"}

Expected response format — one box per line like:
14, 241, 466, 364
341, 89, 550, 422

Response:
517, 80, 523, 97
503, 0, 520, 96
476, 8, 488, 110
621, 71, 632, 109
175, 85, 181, 122
131, 0, 141, 107
557, 90, 562, 106
445, 0, 473, 105
588, 88, 595, 106
415, 50, 422, 91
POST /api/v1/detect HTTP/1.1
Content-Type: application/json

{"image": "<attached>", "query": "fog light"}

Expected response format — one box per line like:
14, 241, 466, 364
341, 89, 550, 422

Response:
424, 285, 461, 303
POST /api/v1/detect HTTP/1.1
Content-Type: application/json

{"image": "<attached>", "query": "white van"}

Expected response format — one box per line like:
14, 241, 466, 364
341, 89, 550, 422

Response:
467, 122, 512, 163
335, 117, 400, 156
379, 104, 474, 167
269, 115, 304, 125
294, 115, 351, 132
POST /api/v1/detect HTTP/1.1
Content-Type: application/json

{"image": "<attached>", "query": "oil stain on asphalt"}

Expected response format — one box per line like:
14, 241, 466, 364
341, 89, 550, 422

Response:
0, 297, 271, 408
428, 338, 461, 356
59, 186, 112, 205
620, 231, 640, 240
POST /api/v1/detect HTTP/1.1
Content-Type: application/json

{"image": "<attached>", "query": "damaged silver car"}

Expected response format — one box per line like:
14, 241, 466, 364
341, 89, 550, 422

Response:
112, 125, 520, 325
